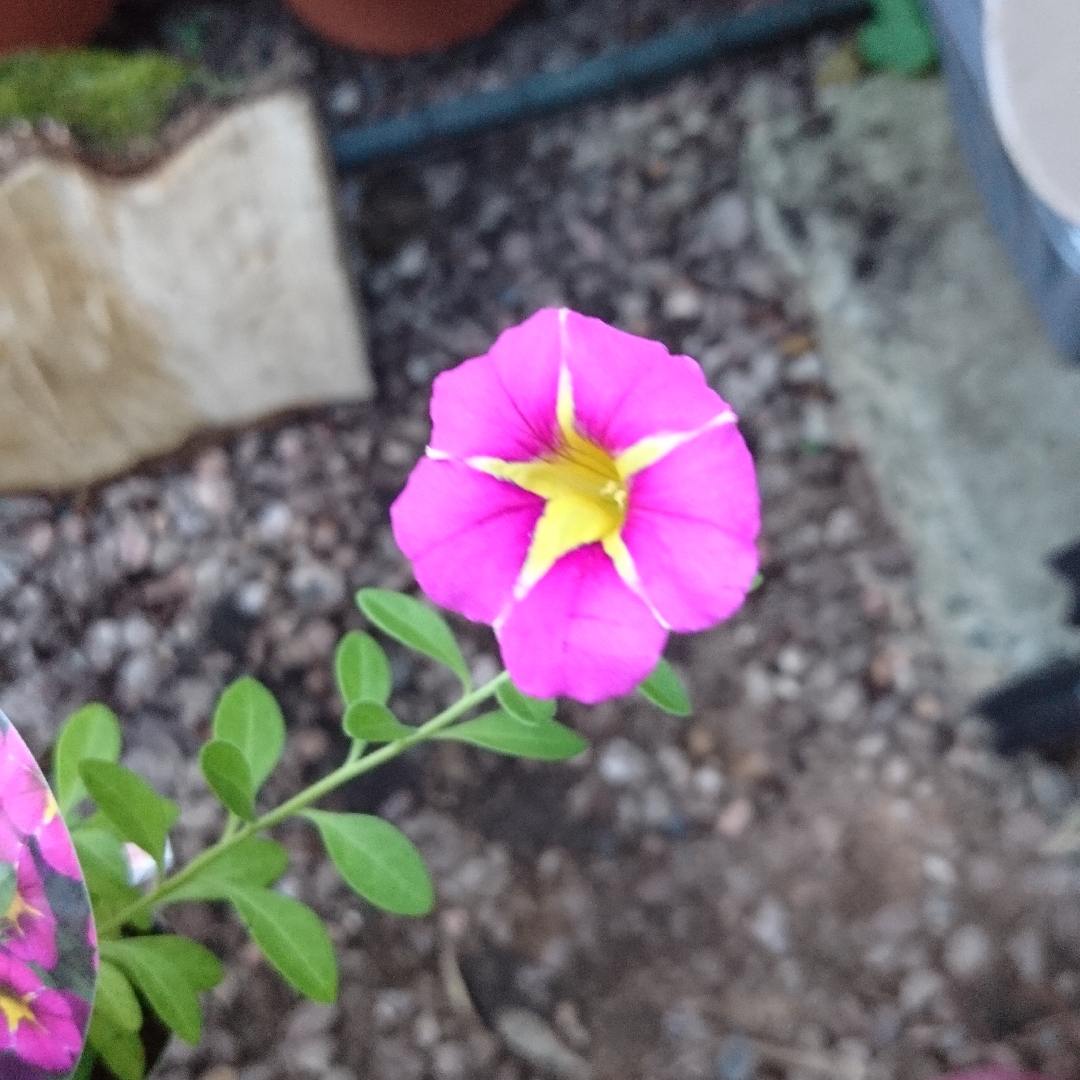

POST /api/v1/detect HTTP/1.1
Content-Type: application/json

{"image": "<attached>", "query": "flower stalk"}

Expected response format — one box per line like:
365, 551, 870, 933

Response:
97, 670, 510, 938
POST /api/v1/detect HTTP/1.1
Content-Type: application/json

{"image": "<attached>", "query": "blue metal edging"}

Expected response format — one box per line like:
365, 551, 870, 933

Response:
331, 0, 872, 167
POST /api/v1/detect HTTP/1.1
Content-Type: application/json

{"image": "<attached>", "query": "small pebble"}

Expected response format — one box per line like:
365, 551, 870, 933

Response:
750, 897, 790, 954
900, 969, 944, 1012
924, 855, 957, 888
698, 192, 751, 250
715, 1035, 757, 1080
663, 285, 705, 321
598, 738, 650, 787
944, 925, 992, 980
692, 765, 725, 800
256, 502, 292, 544
717, 798, 754, 838
288, 562, 346, 610
329, 81, 363, 116
1007, 927, 1044, 983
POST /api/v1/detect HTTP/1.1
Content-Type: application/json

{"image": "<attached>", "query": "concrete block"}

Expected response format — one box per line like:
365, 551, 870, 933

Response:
0, 92, 373, 492
743, 75, 1080, 694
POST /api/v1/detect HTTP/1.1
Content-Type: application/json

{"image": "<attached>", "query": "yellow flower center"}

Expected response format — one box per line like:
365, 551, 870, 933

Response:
479, 426, 629, 594
468, 363, 695, 606
43, 790, 59, 825
0, 990, 35, 1034
440, 330, 738, 613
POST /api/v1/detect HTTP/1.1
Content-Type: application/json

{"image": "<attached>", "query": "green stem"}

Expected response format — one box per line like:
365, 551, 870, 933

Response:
98, 671, 509, 937
221, 812, 241, 842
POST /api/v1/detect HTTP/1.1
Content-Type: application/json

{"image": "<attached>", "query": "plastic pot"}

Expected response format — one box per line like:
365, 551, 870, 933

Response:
284, 0, 524, 56
0, 0, 117, 52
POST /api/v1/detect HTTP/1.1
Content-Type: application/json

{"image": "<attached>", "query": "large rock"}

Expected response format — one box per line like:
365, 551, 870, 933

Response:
0, 92, 373, 492
743, 75, 1080, 693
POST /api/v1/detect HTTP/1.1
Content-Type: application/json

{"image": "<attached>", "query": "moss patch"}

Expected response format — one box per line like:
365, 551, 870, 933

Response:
0, 49, 191, 146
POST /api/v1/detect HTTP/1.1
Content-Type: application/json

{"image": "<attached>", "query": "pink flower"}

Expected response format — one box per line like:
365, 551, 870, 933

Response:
391, 308, 760, 702
0, 953, 83, 1072
1, 849, 58, 970
0, 728, 81, 881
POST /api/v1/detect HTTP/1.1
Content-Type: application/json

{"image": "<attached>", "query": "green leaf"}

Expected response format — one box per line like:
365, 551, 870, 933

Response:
495, 681, 556, 725
638, 658, 692, 716
437, 711, 588, 760
335, 630, 392, 706
94, 960, 143, 1033
199, 740, 256, 821
213, 677, 286, 792
70, 1045, 97, 1080
356, 589, 470, 690
54, 703, 122, 816
79, 760, 178, 870
89, 1008, 145, 1080
750, 572, 764, 591
86, 875, 152, 935
304, 810, 433, 916
342, 701, 413, 744
101, 935, 223, 1044
226, 887, 337, 1003
73, 828, 130, 889
165, 838, 289, 903
0, 862, 14, 916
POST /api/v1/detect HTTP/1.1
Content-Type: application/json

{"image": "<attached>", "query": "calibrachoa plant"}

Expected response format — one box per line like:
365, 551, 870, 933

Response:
26, 309, 762, 1079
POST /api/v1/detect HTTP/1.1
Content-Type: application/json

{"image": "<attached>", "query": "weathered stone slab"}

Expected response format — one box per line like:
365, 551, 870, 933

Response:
743, 75, 1080, 695
0, 92, 373, 492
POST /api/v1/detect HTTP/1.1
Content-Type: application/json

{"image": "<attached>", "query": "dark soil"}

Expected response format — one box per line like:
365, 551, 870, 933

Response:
2, 2, 1080, 1079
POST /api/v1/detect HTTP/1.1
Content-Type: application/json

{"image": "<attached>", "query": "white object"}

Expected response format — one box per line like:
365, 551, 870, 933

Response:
983, 0, 1080, 226
0, 92, 373, 492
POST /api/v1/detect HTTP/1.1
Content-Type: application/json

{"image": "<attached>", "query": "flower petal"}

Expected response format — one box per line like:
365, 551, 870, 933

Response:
428, 309, 563, 461
34, 815, 81, 881
2, 849, 58, 970
390, 457, 542, 625
497, 544, 667, 703
561, 310, 729, 453
0, 955, 82, 1071
622, 424, 760, 631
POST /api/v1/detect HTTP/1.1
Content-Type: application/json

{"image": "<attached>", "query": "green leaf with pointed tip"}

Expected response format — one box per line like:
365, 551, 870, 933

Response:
335, 630, 392, 706
89, 1009, 145, 1080
356, 589, 470, 690
94, 960, 143, 1034
55, 703, 122, 816
304, 810, 433, 916
164, 838, 289, 903
213, 677, 285, 792
226, 887, 337, 1003
79, 760, 178, 870
342, 701, 413, 744
437, 711, 588, 760
638, 658, 692, 716
199, 740, 256, 821
495, 681, 556, 725
750, 572, 764, 591
101, 935, 222, 1045
0, 862, 15, 916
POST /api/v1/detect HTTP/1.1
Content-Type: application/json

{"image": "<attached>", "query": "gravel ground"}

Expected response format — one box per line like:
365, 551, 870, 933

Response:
4, 2, 1080, 1078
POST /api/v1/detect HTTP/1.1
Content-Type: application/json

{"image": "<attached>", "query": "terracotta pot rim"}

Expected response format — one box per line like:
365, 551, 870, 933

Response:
283, 0, 525, 56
